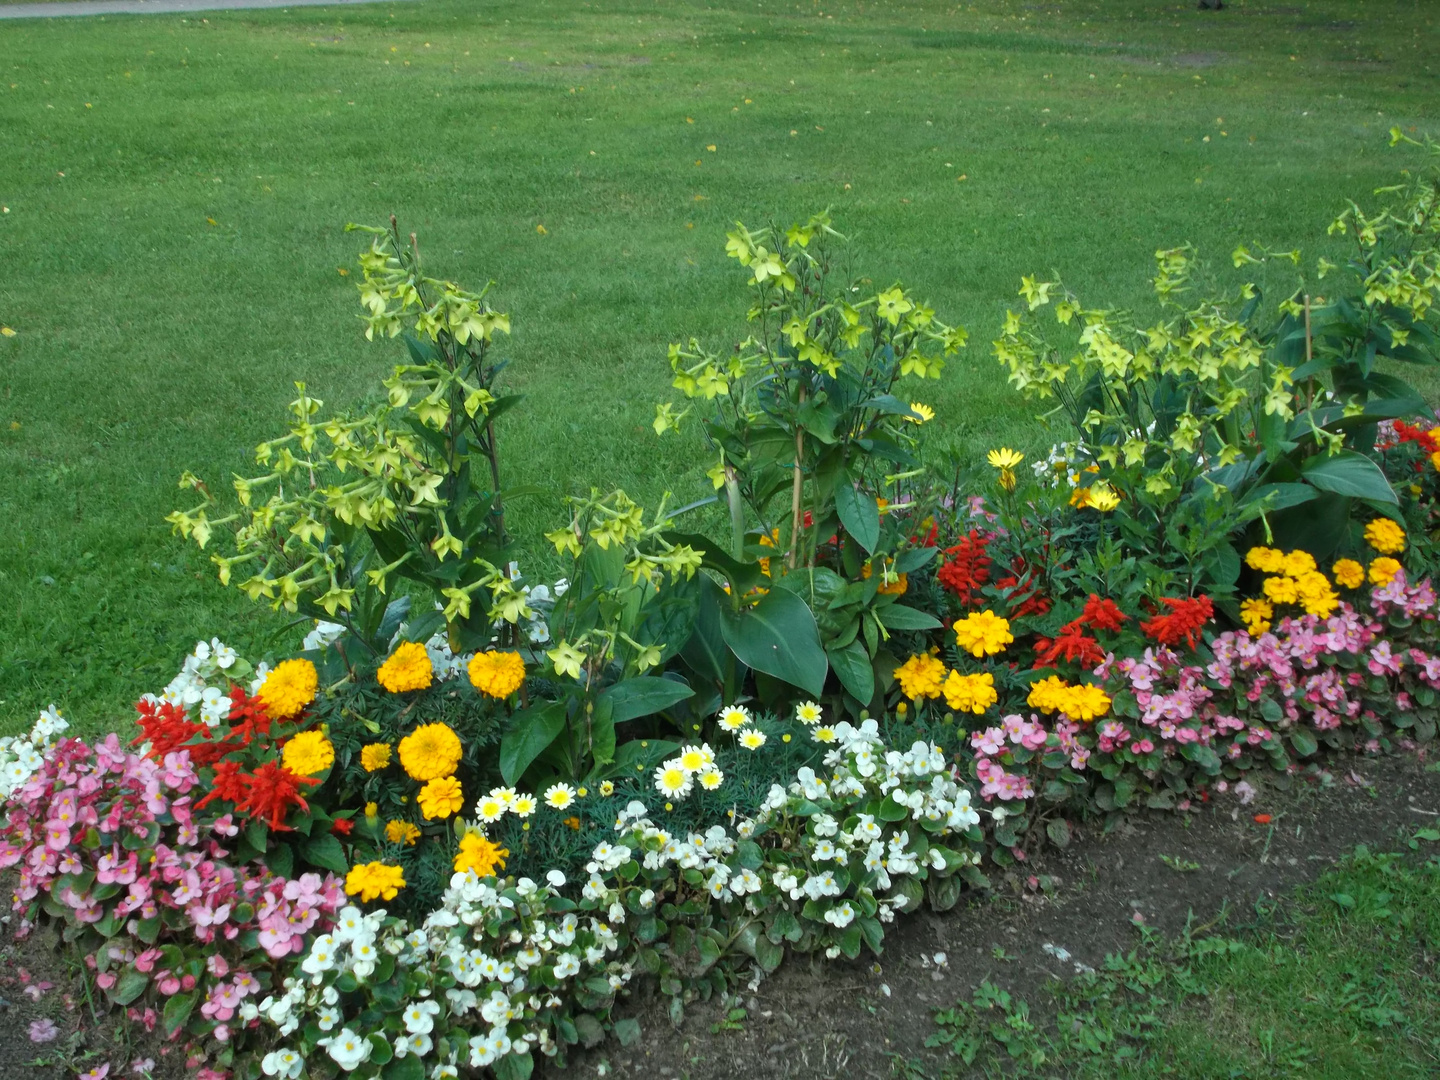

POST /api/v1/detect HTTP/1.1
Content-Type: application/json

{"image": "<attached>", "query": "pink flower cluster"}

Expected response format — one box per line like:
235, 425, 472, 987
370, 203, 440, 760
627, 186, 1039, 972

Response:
0, 733, 343, 1043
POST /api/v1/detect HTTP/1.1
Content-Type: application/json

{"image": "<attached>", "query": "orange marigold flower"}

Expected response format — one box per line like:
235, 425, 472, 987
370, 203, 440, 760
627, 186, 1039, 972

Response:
376, 641, 433, 694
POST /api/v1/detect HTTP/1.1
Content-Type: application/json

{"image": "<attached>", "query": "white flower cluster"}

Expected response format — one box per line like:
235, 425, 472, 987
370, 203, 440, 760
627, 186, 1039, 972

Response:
0, 705, 68, 797
653, 742, 722, 800
258, 873, 628, 1077
254, 723, 987, 1077
148, 638, 245, 725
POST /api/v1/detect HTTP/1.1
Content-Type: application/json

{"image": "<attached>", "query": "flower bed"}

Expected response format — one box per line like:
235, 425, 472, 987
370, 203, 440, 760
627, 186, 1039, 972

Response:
5, 140, 1440, 1079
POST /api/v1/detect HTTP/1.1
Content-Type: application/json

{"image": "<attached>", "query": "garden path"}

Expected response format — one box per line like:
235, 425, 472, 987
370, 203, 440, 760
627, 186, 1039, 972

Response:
0, 0, 411, 19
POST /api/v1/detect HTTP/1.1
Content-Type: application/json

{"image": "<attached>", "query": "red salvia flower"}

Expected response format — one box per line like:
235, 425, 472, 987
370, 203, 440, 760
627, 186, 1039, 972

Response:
1392, 419, 1440, 455
233, 760, 318, 831
1076, 594, 1129, 633
133, 699, 225, 766
937, 530, 993, 606
218, 684, 274, 751
194, 759, 249, 813
1140, 595, 1215, 650
997, 572, 1051, 618
1033, 630, 1106, 669
330, 817, 354, 837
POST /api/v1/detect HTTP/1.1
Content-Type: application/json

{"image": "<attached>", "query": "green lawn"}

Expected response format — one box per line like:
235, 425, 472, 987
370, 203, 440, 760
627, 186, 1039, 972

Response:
914, 841, 1440, 1079
1, 0, 1437, 735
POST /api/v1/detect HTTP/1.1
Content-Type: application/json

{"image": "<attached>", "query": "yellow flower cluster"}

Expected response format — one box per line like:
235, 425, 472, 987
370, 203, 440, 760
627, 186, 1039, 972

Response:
344, 861, 406, 902
385, 819, 420, 846
417, 775, 464, 820
943, 671, 998, 714
1027, 676, 1112, 722
281, 730, 334, 777
1247, 548, 1339, 619
453, 831, 508, 879
257, 658, 318, 720
894, 653, 947, 701
1240, 598, 1273, 636
1364, 518, 1406, 555
377, 641, 434, 694
467, 650, 526, 699
360, 743, 392, 772
953, 610, 1014, 658
861, 559, 909, 596
397, 722, 463, 781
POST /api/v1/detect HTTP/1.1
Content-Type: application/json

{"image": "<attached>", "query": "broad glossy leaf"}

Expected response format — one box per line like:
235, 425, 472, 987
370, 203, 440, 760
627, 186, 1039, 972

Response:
1302, 450, 1397, 504
499, 701, 568, 785
835, 480, 880, 554
598, 676, 695, 724
720, 587, 828, 697
826, 639, 875, 704
876, 603, 942, 631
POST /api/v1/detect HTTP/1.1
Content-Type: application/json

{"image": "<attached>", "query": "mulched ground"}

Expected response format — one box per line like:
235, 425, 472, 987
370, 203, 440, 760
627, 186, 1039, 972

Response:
3, 751, 1437, 1080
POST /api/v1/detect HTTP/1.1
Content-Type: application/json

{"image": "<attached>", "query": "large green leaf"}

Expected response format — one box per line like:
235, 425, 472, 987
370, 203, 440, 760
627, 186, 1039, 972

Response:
301, 832, 350, 875
876, 603, 942, 631
826, 639, 874, 703
163, 989, 198, 1036
720, 587, 828, 697
679, 575, 736, 685
834, 479, 880, 555
1302, 450, 1397, 504
597, 676, 696, 724
499, 700, 568, 785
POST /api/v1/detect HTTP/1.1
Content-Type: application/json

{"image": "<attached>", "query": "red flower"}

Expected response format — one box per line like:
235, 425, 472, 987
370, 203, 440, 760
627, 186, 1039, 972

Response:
1033, 630, 1106, 670
1140, 595, 1214, 650
1392, 419, 1440, 455
997, 572, 1051, 618
218, 685, 274, 750
194, 759, 249, 813
910, 521, 940, 548
937, 530, 992, 606
1077, 594, 1129, 633
233, 760, 318, 832
133, 699, 226, 766
330, 817, 354, 837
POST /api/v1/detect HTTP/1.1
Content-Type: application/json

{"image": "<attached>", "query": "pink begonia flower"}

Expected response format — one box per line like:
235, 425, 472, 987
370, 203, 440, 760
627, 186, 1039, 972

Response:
129, 1060, 155, 1077
28, 1018, 59, 1043
79, 1065, 111, 1080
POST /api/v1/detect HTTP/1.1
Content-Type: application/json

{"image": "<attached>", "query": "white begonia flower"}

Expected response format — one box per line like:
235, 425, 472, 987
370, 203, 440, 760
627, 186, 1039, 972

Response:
210, 638, 237, 668
825, 902, 856, 928
553, 952, 582, 979
545, 869, 567, 889
248, 661, 271, 694
432, 1066, 459, 1080
301, 936, 337, 977
403, 999, 441, 1035
316, 1006, 340, 1031
322, 1028, 372, 1071
261, 1049, 305, 1079
199, 686, 232, 727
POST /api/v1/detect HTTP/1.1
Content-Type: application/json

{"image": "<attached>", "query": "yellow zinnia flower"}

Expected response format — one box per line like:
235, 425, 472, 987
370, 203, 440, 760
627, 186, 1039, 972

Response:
281, 729, 334, 777
376, 641, 434, 694
257, 658, 318, 720
1364, 518, 1406, 555
953, 610, 1013, 658
1240, 598, 1273, 635
942, 670, 997, 714
360, 743, 392, 773
397, 722, 463, 781
468, 650, 526, 699
906, 402, 935, 424
417, 775, 464, 820
1244, 547, 1286, 574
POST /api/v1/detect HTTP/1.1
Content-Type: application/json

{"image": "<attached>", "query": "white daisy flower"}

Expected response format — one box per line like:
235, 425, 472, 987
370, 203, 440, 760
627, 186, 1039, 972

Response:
717, 705, 752, 731
739, 729, 767, 750
795, 700, 823, 725
544, 784, 577, 810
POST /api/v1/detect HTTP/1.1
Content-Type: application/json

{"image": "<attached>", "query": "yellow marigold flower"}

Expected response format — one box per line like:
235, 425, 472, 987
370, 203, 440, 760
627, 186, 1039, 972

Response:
1369, 557, 1403, 586
468, 650, 526, 699
860, 559, 907, 595
1281, 549, 1317, 578
454, 831, 508, 879
1431, 450, 1440, 473
987, 447, 1024, 470
364, 801, 378, 820
1332, 559, 1365, 589
360, 743, 392, 772
954, 610, 1013, 658
1262, 575, 1299, 605
1088, 484, 1121, 512
1300, 589, 1339, 618
417, 775, 464, 820
942, 670, 997, 715
1364, 518, 1406, 555
344, 861, 405, 902
384, 819, 420, 846
893, 653, 947, 701
1294, 570, 1332, 601
281, 729, 334, 777
1240, 598, 1273, 636
257, 658, 318, 720
1063, 683, 1112, 722
376, 641, 433, 694
1027, 675, 1070, 714
1244, 547, 1286, 574
397, 722, 463, 781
